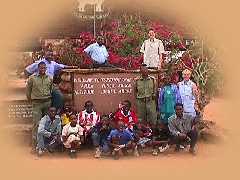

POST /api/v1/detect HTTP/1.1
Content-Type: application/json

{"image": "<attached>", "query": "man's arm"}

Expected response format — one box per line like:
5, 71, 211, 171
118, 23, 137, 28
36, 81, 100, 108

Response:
61, 125, 68, 142
54, 61, 78, 71
158, 88, 163, 111
140, 41, 145, 53
26, 77, 33, 101
25, 62, 38, 78
38, 118, 51, 137
168, 118, 181, 136
158, 40, 165, 68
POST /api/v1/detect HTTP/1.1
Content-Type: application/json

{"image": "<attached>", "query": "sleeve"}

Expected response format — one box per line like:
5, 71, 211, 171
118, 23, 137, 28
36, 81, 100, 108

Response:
173, 85, 182, 104
84, 44, 93, 55
126, 130, 134, 141
38, 118, 51, 137
56, 120, 62, 135
158, 40, 165, 54
26, 77, 33, 100
158, 87, 163, 111
107, 130, 114, 141
78, 126, 84, 136
54, 61, 66, 72
104, 46, 109, 57
131, 111, 138, 124
140, 41, 145, 53
168, 118, 180, 136
25, 62, 38, 74
62, 125, 68, 137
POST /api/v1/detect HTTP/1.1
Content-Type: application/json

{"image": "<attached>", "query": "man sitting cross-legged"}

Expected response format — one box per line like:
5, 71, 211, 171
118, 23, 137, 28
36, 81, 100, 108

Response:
168, 103, 199, 155
107, 121, 139, 160
62, 114, 84, 158
36, 107, 62, 157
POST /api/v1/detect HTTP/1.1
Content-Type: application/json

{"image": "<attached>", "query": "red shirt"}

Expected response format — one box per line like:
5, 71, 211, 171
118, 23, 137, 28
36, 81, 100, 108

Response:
114, 110, 138, 126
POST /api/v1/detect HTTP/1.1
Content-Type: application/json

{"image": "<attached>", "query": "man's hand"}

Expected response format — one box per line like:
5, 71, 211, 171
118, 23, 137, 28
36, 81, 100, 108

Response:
178, 133, 187, 139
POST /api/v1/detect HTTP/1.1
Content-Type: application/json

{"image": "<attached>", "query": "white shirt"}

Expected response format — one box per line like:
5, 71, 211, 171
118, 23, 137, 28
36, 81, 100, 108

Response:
140, 38, 165, 68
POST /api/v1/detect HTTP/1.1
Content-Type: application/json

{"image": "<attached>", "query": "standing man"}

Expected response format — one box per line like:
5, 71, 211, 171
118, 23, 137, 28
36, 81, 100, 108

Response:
168, 103, 199, 155
140, 29, 165, 69
26, 61, 53, 151
84, 36, 113, 68
178, 69, 199, 117
135, 64, 158, 124
24, 50, 77, 112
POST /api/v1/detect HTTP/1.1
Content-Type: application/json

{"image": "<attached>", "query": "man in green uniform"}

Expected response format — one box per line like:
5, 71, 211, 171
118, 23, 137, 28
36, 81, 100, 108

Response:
26, 61, 53, 151
135, 64, 157, 124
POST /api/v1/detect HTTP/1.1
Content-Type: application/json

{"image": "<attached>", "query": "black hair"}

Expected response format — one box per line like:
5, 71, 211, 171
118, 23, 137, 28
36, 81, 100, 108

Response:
38, 61, 46, 67
84, 100, 93, 107
123, 100, 131, 108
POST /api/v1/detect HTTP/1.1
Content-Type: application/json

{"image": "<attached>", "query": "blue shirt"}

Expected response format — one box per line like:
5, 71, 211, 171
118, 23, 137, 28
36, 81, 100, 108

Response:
84, 42, 109, 64
107, 129, 133, 145
37, 115, 62, 137
25, 58, 66, 78
158, 84, 182, 113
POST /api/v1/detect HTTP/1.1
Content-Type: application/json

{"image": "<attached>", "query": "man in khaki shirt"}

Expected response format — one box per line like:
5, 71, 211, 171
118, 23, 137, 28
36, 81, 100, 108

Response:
135, 64, 157, 124
26, 61, 53, 151
140, 29, 165, 69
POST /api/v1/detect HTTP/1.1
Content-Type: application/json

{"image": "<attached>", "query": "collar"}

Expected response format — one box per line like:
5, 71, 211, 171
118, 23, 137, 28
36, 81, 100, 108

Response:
37, 74, 48, 78
149, 38, 156, 42
83, 110, 96, 115
120, 110, 131, 117
140, 76, 151, 80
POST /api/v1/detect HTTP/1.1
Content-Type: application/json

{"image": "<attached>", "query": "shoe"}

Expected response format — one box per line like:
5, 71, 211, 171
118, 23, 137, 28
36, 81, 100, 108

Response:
69, 150, 77, 159
179, 145, 185, 149
94, 148, 101, 158
30, 147, 36, 154
112, 150, 119, 160
159, 144, 170, 153
152, 149, 158, 156
189, 148, 197, 156
37, 149, 44, 157
133, 148, 140, 157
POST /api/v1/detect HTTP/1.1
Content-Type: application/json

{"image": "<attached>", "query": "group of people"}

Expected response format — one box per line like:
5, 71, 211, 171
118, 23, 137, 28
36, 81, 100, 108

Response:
24, 29, 200, 159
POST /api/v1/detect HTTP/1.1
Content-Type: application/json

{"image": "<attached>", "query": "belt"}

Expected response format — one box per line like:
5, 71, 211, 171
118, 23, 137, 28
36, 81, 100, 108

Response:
138, 97, 153, 101
32, 97, 51, 103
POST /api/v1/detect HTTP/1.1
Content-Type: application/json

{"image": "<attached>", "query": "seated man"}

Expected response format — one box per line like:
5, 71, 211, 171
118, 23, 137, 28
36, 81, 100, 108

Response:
107, 121, 139, 160
168, 103, 199, 155
114, 100, 138, 129
62, 114, 84, 158
77, 101, 100, 143
91, 115, 113, 158
36, 107, 62, 157
84, 36, 115, 68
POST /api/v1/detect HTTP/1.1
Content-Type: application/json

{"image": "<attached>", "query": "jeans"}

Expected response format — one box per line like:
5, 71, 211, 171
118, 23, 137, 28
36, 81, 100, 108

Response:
37, 132, 61, 150
170, 129, 198, 149
91, 132, 110, 153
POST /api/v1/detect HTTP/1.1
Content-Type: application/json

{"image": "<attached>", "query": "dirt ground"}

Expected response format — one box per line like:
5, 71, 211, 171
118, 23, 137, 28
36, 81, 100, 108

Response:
1, 98, 235, 180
